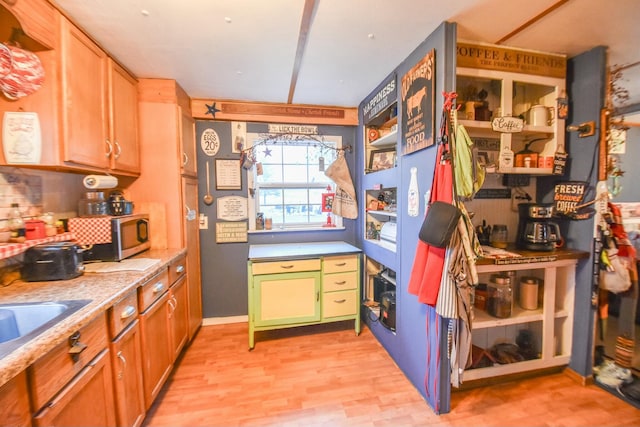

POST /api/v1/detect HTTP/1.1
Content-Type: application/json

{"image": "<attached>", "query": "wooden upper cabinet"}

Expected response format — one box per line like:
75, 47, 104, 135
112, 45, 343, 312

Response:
60, 16, 109, 170
0, 0, 57, 50
179, 107, 197, 177
108, 59, 140, 174
0, 2, 139, 175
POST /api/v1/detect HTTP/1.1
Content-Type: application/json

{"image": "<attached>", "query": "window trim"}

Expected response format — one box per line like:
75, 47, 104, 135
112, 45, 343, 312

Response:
246, 133, 344, 232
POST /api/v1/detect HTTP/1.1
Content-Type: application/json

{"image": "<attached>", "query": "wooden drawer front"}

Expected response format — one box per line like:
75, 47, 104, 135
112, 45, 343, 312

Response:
252, 258, 321, 275
108, 289, 138, 338
138, 269, 170, 312
323, 255, 358, 274
322, 290, 357, 319
33, 349, 116, 427
323, 271, 358, 293
168, 253, 187, 284
29, 313, 109, 411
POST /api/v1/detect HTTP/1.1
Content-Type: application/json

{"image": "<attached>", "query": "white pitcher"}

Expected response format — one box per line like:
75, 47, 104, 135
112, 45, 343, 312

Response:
528, 105, 554, 126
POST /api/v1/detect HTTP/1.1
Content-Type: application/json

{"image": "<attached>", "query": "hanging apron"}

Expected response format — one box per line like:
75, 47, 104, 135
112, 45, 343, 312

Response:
407, 142, 453, 306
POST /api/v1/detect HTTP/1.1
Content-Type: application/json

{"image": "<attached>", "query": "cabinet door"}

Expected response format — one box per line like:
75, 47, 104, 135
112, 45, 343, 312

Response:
182, 177, 202, 338
108, 59, 140, 174
179, 106, 197, 177
110, 320, 145, 427
33, 350, 116, 427
169, 275, 189, 360
60, 17, 109, 169
0, 0, 58, 49
139, 292, 172, 410
0, 371, 30, 427
252, 271, 321, 326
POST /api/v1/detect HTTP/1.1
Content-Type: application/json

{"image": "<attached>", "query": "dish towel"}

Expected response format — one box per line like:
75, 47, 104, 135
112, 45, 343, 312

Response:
325, 154, 358, 219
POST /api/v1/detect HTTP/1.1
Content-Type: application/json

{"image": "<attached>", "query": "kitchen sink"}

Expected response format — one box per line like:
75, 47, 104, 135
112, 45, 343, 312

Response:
0, 300, 92, 359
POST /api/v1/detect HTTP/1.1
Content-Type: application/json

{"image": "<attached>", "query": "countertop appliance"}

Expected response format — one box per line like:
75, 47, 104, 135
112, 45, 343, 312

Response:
379, 290, 396, 331
80, 213, 150, 262
21, 242, 84, 282
516, 203, 562, 251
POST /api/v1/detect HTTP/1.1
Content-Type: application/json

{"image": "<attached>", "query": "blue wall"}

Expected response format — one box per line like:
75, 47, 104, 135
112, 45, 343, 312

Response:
358, 21, 457, 414
195, 120, 357, 318
537, 46, 607, 377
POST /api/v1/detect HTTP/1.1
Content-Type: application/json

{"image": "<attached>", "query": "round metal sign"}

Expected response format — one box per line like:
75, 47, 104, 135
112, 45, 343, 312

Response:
201, 128, 220, 156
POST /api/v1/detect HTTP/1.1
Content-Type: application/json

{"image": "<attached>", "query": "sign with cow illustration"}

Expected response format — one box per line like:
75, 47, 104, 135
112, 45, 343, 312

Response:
401, 49, 435, 155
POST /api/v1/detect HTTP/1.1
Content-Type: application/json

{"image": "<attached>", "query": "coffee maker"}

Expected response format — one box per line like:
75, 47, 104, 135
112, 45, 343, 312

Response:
516, 203, 562, 251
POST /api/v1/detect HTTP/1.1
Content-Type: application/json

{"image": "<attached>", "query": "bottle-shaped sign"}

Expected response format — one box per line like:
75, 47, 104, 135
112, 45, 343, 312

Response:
408, 167, 419, 217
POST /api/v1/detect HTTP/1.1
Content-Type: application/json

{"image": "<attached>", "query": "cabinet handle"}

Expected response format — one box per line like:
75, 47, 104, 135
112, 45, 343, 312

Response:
182, 152, 188, 167
280, 265, 294, 269
117, 351, 126, 379
333, 280, 347, 285
333, 299, 347, 304
317, 291, 319, 302
176, 264, 185, 274
105, 139, 113, 158
153, 282, 165, 294
114, 140, 122, 159
120, 305, 136, 319
168, 298, 175, 315
334, 262, 347, 267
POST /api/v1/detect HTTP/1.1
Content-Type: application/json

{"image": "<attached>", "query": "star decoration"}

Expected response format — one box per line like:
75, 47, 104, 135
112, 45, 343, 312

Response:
263, 147, 272, 157
205, 102, 221, 118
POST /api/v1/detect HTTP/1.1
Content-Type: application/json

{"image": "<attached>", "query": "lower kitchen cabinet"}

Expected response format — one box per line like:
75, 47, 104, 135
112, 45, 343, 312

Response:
138, 261, 190, 410
110, 320, 145, 427
252, 269, 322, 327
465, 257, 581, 381
247, 242, 362, 349
169, 275, 189, 360
0, 371, 31, 427
28, 313, 111, 419
139, 285, 172, 410
33, 350, 115, 427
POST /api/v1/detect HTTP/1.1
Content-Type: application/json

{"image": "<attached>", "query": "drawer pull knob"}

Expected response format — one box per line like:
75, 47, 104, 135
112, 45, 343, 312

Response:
333, 299, 347, 304
121, 305, 136, 319
280, 265, 294, 269
176, 265, 185, 274
68, 331, 88, 361
153, 282, 165, 294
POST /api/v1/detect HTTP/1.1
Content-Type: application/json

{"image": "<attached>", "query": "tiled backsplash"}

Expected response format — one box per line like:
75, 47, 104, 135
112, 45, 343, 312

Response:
0, 166, 85, 226
0, 170, 43, 222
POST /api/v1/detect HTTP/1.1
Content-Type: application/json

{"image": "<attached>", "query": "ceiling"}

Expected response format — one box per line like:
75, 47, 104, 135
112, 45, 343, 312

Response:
50, 0, 640, 113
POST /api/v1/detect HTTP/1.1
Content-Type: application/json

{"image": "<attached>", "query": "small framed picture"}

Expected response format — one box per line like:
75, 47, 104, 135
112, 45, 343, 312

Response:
322, 192, 335, 212
369, 148, 396, 172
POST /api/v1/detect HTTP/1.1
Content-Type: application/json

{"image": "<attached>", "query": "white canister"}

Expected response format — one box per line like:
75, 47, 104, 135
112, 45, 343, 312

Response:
528, 105, 554, 126
519, 277, 539, 310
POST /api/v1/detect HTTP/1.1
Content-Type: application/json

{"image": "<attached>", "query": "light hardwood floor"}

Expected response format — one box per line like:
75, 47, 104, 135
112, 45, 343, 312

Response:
144, 321, 640, 427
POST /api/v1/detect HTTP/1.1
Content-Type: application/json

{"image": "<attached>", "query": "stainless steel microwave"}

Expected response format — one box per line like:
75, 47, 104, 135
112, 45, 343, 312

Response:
82, 213, 150, 262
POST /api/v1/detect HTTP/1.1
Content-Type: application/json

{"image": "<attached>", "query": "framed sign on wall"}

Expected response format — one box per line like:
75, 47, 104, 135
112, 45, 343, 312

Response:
401, 49, 435, 155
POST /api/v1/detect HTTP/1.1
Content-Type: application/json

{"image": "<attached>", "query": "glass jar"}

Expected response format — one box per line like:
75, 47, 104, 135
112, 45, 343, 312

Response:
78, 191, 108, 217
487, 274, 512, 318
490, 224, 508, 248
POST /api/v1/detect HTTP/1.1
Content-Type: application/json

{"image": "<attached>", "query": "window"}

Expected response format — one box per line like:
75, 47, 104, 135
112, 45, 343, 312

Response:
247, 134, 343, 230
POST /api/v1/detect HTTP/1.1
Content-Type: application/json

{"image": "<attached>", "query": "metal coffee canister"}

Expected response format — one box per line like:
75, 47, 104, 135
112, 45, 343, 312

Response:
519, 276, 540, 310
